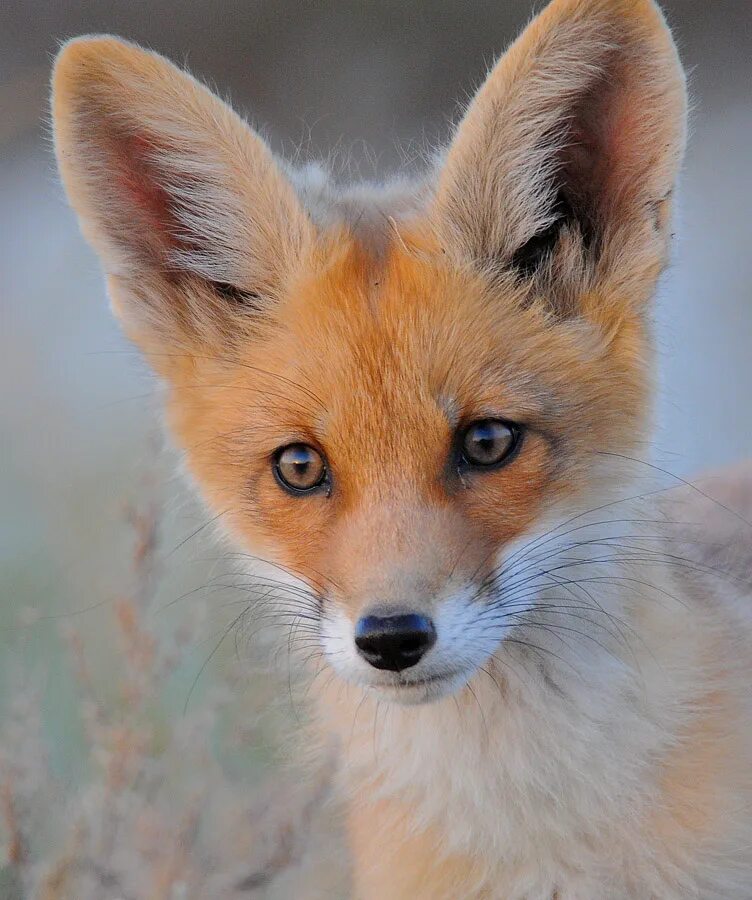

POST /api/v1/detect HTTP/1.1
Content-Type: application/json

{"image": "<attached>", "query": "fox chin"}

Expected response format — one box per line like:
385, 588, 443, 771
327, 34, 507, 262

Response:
52, 1, 752, 897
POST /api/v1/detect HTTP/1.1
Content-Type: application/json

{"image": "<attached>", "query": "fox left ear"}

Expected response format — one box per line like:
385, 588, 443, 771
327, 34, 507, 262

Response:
432, 0, 687, 314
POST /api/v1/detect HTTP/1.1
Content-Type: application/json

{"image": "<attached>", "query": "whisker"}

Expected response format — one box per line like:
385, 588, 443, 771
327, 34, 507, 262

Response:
596, 451, 752, 531
183, 607, 250, 714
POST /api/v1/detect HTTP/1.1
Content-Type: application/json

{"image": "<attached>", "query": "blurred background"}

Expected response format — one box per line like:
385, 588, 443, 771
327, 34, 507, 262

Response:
1, 0, 751, 895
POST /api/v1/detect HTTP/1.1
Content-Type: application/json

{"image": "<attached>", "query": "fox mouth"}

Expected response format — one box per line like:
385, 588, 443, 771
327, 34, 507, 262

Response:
366, 668, 470, 705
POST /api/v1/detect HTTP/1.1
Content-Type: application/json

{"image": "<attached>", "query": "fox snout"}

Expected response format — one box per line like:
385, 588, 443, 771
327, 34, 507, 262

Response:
315, 503, 506, 700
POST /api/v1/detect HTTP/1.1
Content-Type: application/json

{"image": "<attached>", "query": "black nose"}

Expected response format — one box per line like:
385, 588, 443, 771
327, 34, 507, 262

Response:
354, 613, 437, 672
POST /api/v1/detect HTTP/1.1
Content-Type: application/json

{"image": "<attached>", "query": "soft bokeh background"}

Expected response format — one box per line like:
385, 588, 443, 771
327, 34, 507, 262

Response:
1, 0, 751, 894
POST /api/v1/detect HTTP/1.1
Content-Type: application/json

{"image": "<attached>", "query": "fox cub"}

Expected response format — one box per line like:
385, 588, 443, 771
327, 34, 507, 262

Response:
53, 0, 752, 896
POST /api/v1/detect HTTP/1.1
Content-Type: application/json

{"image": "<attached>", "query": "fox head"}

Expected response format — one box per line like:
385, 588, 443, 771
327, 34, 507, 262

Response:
53, 0, 686, 704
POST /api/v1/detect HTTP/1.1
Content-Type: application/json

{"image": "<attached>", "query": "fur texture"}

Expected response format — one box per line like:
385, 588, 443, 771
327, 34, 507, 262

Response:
52, 1, 752, 896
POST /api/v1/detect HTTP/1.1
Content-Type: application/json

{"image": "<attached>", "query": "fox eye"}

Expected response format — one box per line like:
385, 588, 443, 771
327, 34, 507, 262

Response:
460, 419, 521, 468
273, 443, 328, 494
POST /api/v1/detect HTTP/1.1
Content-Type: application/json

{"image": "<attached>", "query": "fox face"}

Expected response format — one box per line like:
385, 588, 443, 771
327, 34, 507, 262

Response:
53, 0, 686, 704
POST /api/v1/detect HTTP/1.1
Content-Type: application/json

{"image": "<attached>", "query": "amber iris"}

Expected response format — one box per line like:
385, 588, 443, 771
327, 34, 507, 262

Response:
461, 419, 519, 468
273, 443, 327, 493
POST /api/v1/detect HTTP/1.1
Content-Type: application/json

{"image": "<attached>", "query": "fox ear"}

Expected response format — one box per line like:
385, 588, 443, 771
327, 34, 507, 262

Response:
432, 0, 687, 314
52, 36, 314, 357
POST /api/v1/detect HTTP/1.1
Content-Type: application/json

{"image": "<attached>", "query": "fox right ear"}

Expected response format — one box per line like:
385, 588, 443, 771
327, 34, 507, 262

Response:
432, 0, 687, 316
52, 36, 314, 359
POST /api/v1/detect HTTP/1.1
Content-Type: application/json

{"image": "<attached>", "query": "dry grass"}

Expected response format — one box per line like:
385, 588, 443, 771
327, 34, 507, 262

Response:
0, 485, 348, 900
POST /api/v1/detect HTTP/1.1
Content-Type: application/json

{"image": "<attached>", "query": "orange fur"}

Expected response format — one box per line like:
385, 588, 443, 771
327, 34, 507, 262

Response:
347, 794, 487, 900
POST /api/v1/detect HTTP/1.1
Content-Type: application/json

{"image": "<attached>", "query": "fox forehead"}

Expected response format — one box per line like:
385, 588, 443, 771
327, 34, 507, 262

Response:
228, 234, 642, 451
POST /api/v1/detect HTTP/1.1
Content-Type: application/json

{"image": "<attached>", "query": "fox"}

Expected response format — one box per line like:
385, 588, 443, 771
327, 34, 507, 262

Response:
51, 0, 752, 897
